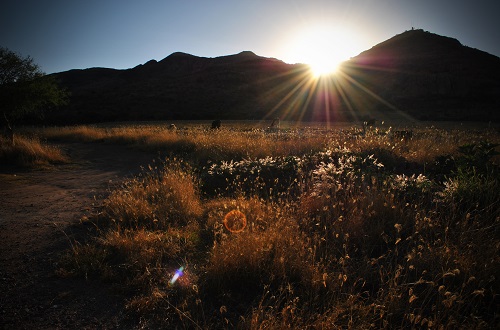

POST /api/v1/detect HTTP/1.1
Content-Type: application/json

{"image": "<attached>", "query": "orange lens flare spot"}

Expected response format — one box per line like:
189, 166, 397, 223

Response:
223, 210, 247, 233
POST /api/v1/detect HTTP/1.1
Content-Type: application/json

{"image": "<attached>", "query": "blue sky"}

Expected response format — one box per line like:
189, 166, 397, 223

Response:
1, 0, 499, 74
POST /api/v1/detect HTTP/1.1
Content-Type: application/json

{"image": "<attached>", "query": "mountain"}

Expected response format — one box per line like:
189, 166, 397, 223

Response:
342, 29, 500, 121
49, 51, 309, 124
47, 30, 500, 125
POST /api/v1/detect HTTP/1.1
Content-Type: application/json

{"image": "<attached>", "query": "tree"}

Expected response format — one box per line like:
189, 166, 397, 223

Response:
0, 47, 68, 144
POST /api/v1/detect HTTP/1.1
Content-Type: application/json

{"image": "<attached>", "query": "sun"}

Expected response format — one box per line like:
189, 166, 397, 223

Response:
285, 25, 361, 77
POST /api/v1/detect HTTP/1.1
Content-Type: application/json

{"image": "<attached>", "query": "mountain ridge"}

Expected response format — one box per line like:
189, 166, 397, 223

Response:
47, 30, 500, 125
344, 29, 500, 121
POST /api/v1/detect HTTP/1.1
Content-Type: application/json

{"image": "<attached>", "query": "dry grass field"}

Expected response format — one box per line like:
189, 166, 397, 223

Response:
2, 121, 499, 328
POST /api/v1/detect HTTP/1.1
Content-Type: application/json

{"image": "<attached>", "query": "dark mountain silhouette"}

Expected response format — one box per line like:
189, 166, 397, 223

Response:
49, 51, 309, 124
342, 29, 500, 121
47, 30, 500, 125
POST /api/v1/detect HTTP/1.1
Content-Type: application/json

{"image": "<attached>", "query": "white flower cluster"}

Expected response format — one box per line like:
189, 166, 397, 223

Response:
207, 156, 302, 176
390, 174, 432, 192
310, 151, 384, 197
434, 178, 459, 202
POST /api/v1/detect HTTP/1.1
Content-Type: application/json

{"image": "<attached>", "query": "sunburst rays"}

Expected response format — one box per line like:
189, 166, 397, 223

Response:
258, 59, 416, 126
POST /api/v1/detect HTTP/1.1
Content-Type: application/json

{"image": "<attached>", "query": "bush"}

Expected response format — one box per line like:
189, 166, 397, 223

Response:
202, 155, 304, 198
55, 125, 500, 328
103, 159, 203, 229
0, 135, 68, 167
203, 214, 324, 315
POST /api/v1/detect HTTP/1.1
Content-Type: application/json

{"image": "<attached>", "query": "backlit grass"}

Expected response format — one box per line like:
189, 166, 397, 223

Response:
45, 122, 500, 328
0, 134, 68, 168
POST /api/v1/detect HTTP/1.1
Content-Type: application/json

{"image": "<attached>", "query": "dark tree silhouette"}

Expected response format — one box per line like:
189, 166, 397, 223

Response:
0, 47, 68, 144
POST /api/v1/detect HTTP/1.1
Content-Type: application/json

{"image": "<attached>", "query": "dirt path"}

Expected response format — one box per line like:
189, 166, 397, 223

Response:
0, 142, 159, 329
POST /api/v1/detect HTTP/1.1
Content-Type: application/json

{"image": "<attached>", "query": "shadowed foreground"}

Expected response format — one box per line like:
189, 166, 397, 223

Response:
0, 143, 157, 329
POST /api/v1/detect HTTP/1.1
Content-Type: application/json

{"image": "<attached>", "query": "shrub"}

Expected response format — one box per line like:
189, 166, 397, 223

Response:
456, 141, 499, 174
203, 214, 323, 314
54, 125, 500, 328
0, 134, 68, 167
103, 159, 203, 230
203, 155, 305, 198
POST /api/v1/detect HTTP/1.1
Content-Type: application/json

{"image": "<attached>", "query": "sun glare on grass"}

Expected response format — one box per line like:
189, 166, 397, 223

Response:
286, 25, 361, 77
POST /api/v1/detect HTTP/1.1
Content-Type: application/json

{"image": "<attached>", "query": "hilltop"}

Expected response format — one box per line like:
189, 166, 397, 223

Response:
344, 29, 500, 121
49, 51, 302, 124
46, 30, 500, 125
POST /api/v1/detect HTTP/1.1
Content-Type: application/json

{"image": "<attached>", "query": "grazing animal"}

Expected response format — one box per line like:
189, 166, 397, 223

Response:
358, 118, 376, 137
270, 117, 280, 129
211, 119, 221, 129
266, 117, 280, 133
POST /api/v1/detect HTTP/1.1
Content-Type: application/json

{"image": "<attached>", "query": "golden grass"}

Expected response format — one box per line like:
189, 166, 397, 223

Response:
37, 125, 330, 162
0, 134, 68, 167
41, 125, 109, 142
35, 123, 500, 168
50, 123, 500, 328
103, 160, 203, 230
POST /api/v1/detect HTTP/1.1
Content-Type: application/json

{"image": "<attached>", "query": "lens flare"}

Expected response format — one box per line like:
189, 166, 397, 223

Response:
223, 210, 247, 233
169, 266, 184, 285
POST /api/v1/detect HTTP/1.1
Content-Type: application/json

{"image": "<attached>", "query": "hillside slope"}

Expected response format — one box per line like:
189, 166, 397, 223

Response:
343, 29, 500, 121
49, 52, 308, 124
48, 30, 500, 124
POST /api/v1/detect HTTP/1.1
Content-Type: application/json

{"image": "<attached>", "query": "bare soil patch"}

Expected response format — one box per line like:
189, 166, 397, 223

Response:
0, 142, 159, 329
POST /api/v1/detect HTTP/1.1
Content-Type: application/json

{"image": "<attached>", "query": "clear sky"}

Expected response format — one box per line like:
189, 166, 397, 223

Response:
1, 0, 499, 74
